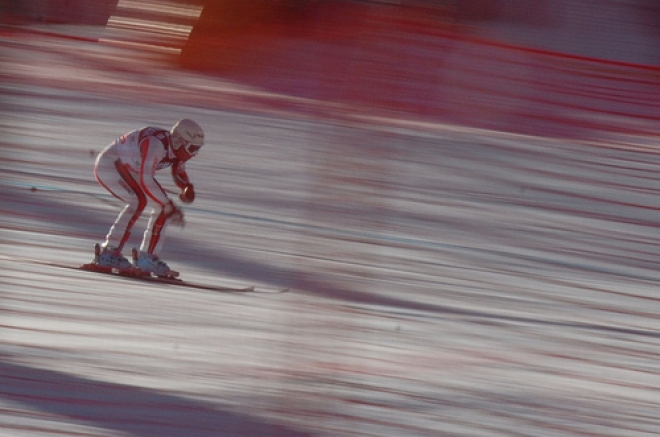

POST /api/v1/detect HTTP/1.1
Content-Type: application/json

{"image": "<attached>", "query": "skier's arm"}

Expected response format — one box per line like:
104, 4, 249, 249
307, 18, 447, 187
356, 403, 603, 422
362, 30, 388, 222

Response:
171, 161, 190, 189
172, 160, 195, 203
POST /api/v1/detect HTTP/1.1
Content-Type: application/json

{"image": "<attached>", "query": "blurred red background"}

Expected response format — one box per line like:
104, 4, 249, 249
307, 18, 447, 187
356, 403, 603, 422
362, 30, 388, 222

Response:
3, 0, 660, 139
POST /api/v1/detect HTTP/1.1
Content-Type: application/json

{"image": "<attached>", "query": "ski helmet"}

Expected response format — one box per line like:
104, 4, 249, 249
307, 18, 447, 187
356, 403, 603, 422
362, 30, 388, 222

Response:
171, 119, 204, 156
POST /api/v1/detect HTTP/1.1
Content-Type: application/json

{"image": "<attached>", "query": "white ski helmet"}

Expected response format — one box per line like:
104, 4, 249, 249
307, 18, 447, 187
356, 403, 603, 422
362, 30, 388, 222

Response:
171, 119, 204, 154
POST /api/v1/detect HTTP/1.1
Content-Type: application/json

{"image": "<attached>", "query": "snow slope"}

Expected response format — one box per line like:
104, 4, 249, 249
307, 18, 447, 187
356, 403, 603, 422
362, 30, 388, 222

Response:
1, 29, 660, 437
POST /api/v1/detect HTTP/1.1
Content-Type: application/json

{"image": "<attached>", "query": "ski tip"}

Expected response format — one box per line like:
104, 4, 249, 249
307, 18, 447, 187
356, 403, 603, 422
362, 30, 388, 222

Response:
156, 275, 183, 282
251, 287, 289, 293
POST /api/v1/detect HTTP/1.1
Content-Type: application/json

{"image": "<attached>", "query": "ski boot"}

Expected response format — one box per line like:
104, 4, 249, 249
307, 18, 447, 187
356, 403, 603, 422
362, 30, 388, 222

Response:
83, 244, 134, 274
132, 248, 179, 278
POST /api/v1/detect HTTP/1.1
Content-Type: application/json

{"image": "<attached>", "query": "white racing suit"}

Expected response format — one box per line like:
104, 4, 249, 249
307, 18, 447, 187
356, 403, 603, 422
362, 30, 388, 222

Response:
94, 127, 190, 255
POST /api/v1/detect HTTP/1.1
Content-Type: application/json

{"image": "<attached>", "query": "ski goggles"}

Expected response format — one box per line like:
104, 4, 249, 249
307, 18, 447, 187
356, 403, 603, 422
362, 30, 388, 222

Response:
185, 143, 202, 156
173, 132, 202, 155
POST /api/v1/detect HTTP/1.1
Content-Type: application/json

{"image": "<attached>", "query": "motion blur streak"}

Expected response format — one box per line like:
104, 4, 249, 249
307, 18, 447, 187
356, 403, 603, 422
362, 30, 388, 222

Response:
113, 0, 204, 18
3, 1, 660, 437
102, 0, 203, 54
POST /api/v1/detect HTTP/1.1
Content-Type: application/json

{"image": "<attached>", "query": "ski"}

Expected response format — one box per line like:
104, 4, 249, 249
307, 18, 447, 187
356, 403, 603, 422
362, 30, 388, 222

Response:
79, 262, 258, 292
2, 255, 288, 293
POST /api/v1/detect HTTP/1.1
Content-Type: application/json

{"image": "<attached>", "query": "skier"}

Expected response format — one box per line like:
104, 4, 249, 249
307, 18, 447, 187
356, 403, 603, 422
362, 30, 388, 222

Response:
90, 119, 204, 276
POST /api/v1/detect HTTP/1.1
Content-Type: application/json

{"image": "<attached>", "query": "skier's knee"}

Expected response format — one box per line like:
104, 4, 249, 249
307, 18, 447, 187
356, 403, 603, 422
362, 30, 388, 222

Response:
125, 196, 147, 219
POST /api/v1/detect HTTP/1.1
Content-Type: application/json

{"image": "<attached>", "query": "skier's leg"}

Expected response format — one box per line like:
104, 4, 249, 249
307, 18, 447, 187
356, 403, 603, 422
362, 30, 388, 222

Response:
140, 207, 169, 255
134, 206, 176, 276
94, 158, 147, 252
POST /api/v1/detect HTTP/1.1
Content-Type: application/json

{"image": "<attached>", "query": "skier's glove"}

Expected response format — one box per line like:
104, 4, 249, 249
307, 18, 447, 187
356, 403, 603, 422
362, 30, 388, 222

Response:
163, 201, 185, 227
179, 184, 195, 204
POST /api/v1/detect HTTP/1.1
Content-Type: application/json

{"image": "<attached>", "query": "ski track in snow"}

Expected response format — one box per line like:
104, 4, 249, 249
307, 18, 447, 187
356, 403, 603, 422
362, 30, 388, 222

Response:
1, 32, 660, 437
